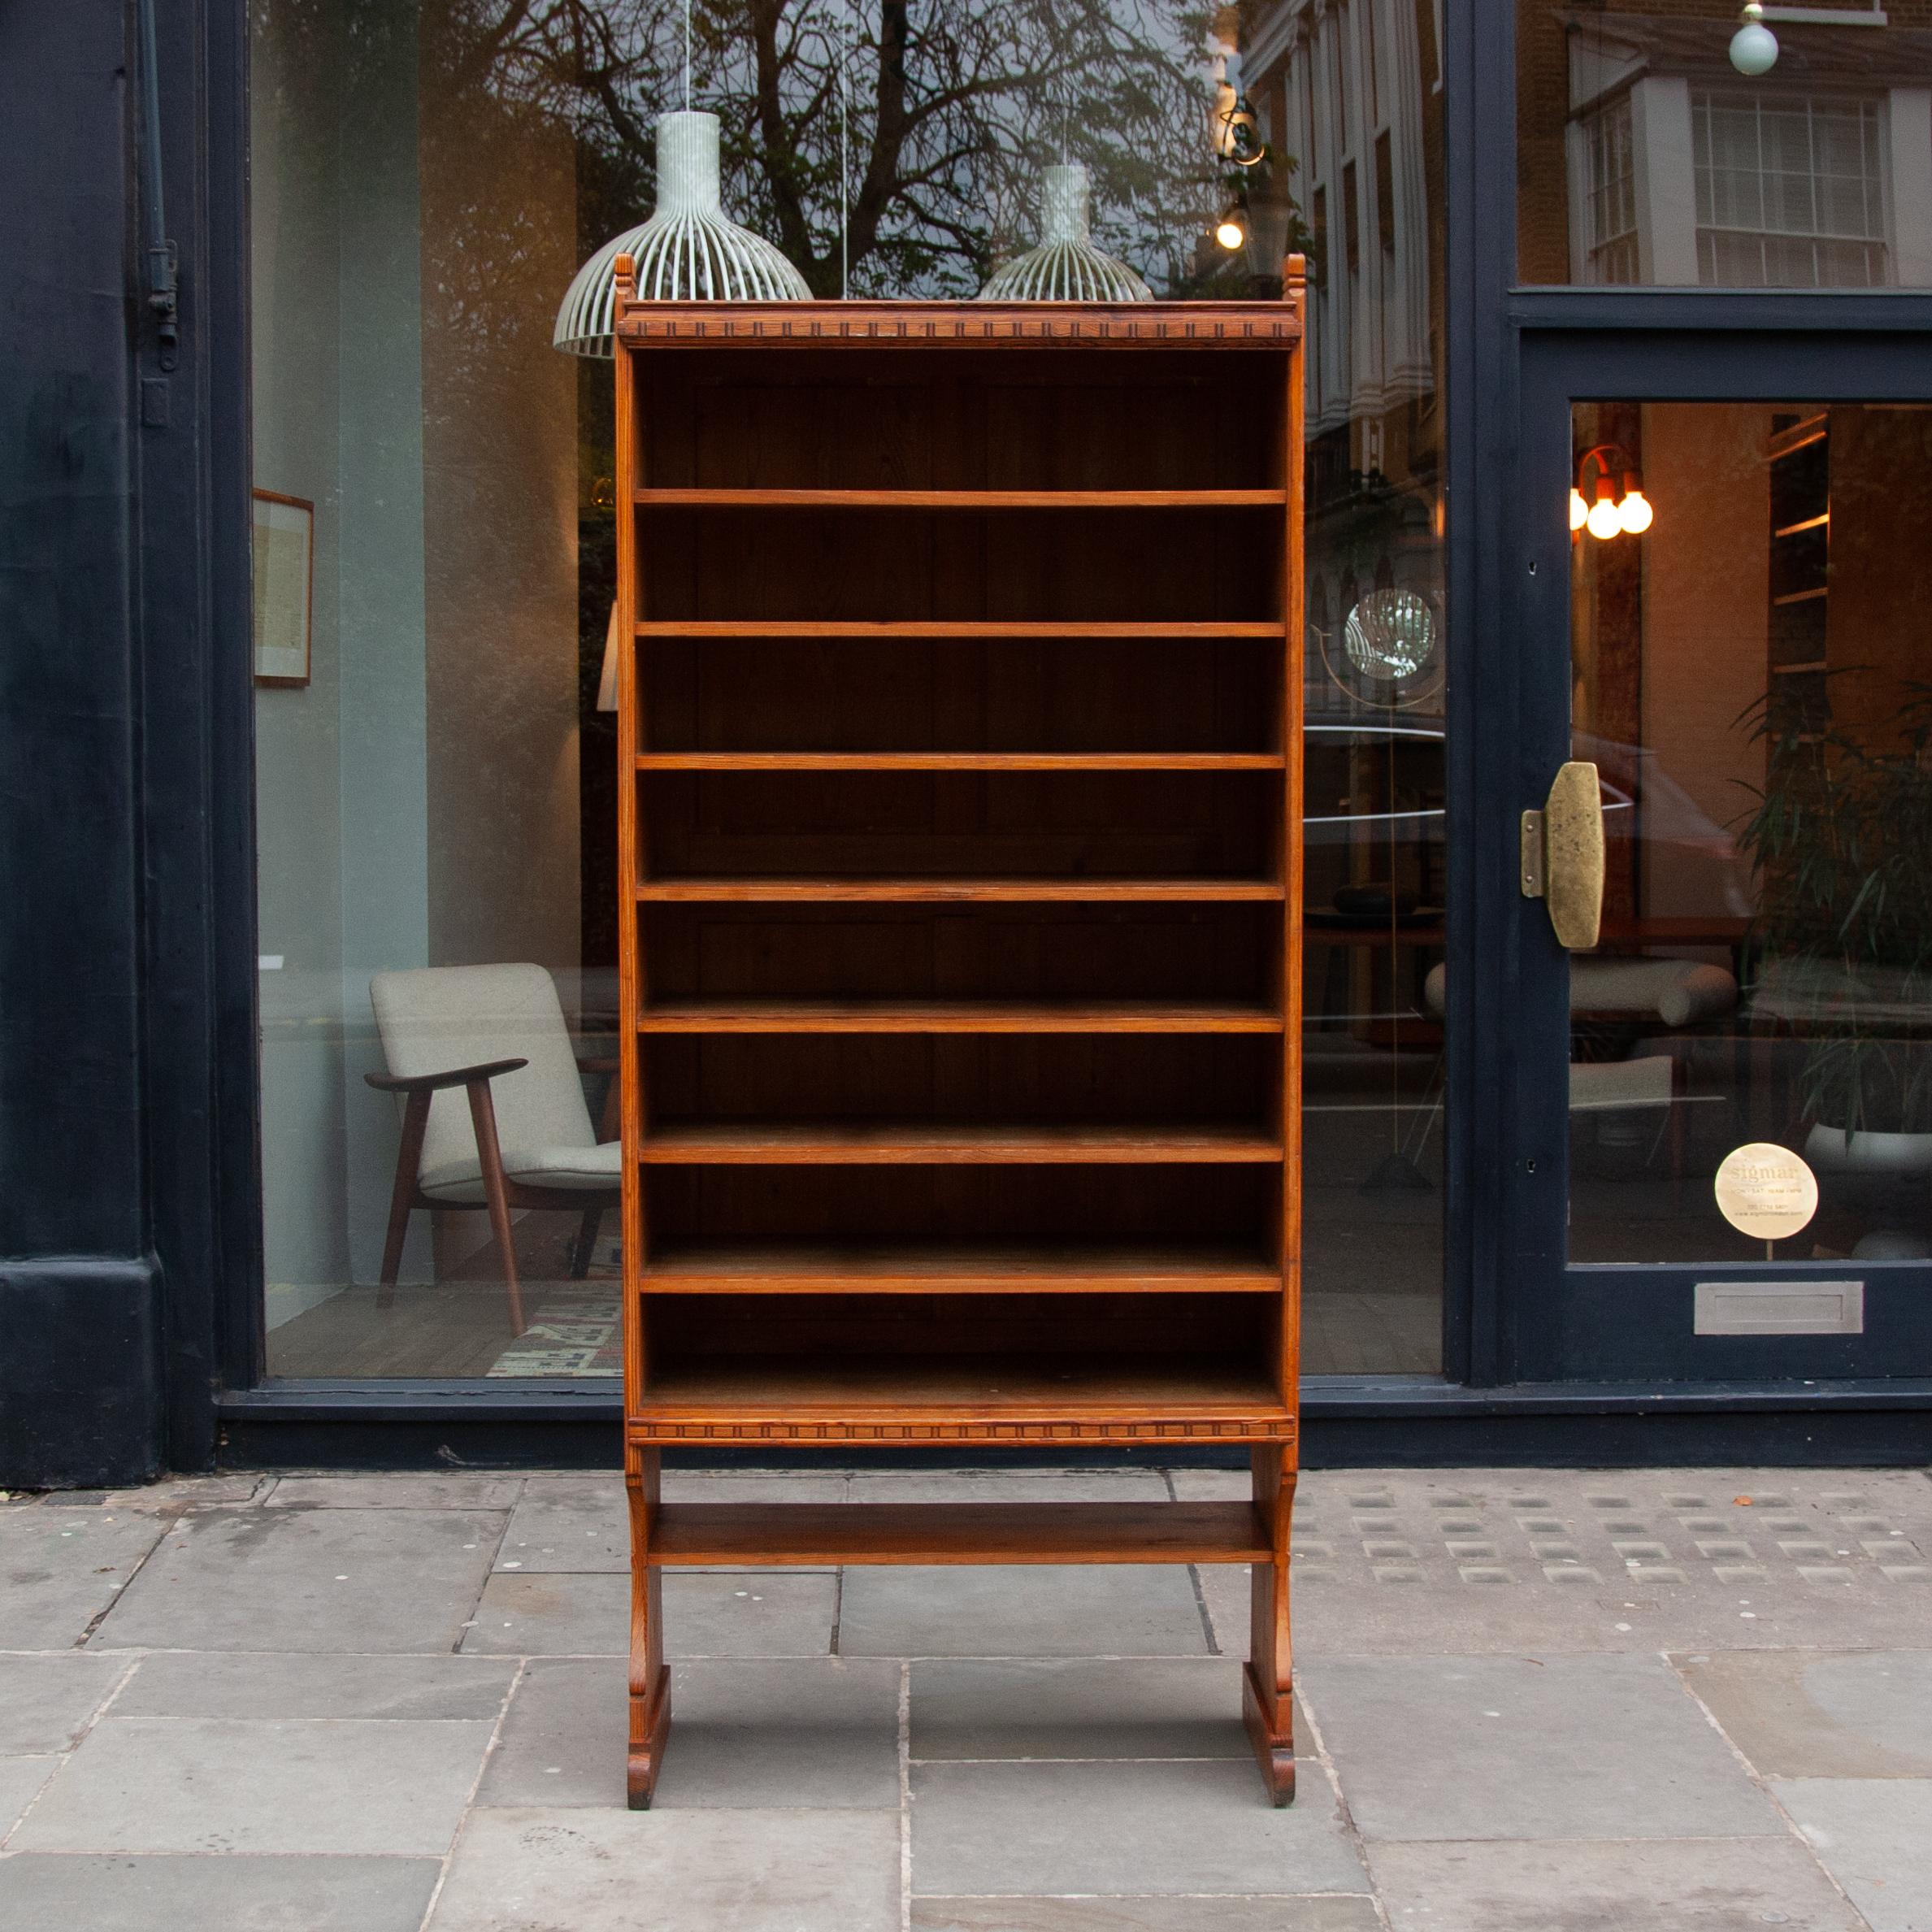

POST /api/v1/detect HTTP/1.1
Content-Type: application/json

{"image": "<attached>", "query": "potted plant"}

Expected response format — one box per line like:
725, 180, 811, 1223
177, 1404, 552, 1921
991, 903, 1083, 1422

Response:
1734, 679, 1932, 1174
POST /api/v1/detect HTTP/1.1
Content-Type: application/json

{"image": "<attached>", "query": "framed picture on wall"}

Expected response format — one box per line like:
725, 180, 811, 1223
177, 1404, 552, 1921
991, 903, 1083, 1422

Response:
251, 489, 313, 686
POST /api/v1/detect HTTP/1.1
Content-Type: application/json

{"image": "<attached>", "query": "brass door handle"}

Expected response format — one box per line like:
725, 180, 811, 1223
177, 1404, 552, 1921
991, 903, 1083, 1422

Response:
1522, 761, 1604, 949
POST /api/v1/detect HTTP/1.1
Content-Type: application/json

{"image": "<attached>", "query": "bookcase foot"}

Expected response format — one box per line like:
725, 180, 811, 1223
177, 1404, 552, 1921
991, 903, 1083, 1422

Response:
1242, 1664, 1296, 1807
626, 1665, 672, 1810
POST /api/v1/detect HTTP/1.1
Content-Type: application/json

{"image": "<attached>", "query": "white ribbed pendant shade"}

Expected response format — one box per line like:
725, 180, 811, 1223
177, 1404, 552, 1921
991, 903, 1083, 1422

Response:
978, 164, 1153, 302
554, 110, 810, 357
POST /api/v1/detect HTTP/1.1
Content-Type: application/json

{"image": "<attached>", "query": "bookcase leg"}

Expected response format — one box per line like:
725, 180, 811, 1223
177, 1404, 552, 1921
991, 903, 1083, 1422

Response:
626, 1446, 671, 1810
1244, 1444, 1296, 1807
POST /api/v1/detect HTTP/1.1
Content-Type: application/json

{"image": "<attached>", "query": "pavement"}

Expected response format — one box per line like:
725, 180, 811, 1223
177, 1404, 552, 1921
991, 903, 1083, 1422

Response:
2, 1462, 1930, 1930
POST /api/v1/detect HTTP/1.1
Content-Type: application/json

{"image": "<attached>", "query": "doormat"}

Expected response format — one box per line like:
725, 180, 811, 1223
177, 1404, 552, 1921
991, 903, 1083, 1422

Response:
486, 1289, 623, 1378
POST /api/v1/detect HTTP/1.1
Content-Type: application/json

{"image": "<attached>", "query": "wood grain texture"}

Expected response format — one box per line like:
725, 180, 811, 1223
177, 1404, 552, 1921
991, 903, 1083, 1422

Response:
636, 619, 1287, 639
640, 1242, 1280, 1294
653, 1501, 1272, 1565
636, 878, 1285, 902
638, 1122, 1283, 1164
614, 301, 1308, 346
636, 488, 1288, 508
637, 999, 1284, 1034
635, 753, 1287, 771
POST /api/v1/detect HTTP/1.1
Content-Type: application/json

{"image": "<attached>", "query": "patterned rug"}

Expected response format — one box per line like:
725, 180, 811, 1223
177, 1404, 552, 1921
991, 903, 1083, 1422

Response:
486, 1284, 623, 1378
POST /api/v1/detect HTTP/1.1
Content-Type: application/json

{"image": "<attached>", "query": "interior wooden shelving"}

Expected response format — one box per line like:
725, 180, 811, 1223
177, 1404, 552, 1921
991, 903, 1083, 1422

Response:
612, 267, 1307, 1812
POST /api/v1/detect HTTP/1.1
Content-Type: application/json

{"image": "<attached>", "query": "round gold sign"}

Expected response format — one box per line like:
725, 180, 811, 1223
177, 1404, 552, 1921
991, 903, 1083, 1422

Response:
1713, 1142, 1818, 1242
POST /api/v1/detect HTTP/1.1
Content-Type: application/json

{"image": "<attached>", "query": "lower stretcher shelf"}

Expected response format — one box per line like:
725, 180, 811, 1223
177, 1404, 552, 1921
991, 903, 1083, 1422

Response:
650, 1500, 1272, 1565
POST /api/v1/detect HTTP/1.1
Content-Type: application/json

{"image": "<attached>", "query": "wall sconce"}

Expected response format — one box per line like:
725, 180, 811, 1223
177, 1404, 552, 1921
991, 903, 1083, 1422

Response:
1571, 445, 1653, 541
1215, 204, 1248, 251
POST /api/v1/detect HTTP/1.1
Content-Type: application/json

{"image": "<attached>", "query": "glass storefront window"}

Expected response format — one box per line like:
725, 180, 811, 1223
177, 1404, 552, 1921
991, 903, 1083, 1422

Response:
1519, 2, 1932, 287
1568, 400, 1932, 1265
250, 0, 1446, 1378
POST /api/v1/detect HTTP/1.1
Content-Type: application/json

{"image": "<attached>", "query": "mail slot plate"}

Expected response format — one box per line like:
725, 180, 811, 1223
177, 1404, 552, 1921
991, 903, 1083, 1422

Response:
1694, 1280, 1865, 1336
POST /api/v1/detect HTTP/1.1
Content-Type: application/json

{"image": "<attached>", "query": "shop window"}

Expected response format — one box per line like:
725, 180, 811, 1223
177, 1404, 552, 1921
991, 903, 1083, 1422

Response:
249, 0, 1447, 1380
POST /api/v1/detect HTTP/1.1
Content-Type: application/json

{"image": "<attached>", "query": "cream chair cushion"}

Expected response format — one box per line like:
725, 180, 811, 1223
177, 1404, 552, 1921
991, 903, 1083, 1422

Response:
1422, 957, 1735, 1027
369, 962, 616, 1203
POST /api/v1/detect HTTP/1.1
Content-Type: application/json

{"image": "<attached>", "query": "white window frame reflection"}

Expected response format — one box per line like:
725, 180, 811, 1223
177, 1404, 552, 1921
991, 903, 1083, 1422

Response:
1561, 17, 1932, 287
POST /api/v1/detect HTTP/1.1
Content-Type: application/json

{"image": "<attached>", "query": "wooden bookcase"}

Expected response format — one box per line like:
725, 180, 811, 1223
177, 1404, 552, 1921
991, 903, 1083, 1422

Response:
610, 260, 1307, 1808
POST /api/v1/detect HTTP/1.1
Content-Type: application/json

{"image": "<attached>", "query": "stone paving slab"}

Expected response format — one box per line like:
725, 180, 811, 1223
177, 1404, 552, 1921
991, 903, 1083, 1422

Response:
425, 1807, 903, 1932
840, 1564, 1212, 1658
268, 1474, 528, 1511
1365, 1835, 1873, 1930
477, 1656, 901, 1810
460, 1569, 838, 1656
0, 1852, 443, 1931
912, 1899, 1382, 1931
1299, 1652, 1786, 1842
0, 1757, 57, 1838
12, 1714, 495, 1855
0, 1509, 167, 1648
910, 1758, 1367, 1896
0, 1653, 128, 1752
89, 1508, 505, 1654
849, 1471, 1170, 1503
113, 1650, 517, 1721
910, 1658, 1257, 1761
1674, 1648, 1932, 1779
1774, 1778, 1932, 1932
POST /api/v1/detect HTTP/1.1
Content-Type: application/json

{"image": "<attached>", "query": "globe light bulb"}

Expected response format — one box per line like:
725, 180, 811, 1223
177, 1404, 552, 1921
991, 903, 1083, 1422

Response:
1617, 488, 1653, 535
1587, 492, 1623, 541
1569, 488, 1589, 532
1215, 212, 1247, 251
1730, 2, 1778, 76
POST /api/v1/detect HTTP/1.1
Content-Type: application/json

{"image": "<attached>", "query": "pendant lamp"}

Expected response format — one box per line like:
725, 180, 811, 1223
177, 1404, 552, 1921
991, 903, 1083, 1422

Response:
554, 110, 810, 357
978, 163, 1153, 302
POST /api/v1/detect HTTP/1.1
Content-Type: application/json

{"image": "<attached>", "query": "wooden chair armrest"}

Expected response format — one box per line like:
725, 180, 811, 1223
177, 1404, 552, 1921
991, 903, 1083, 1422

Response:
365, 1056, 528, 1094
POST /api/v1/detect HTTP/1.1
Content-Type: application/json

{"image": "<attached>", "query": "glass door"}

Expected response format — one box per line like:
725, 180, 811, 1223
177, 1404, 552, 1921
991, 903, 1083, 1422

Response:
1509, 336, 1932, 1381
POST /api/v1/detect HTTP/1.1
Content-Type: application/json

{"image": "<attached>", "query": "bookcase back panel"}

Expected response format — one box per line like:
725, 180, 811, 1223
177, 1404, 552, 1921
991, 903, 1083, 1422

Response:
640, 771, 1277, 883
643, 1164, 1278, 1248
637, 507, 1279, 625
647, 1292, 1272, 1365
642, 636, 1280, 755
645, 1034, 1272, 1129
641, 905, 1282, 1006
636, 351, 1283, 493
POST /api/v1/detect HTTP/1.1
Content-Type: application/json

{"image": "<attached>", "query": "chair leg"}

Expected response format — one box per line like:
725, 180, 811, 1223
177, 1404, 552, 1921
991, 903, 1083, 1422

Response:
570, 1203, 604, 1280
378, 1092, 432, 1307
466, 1079, 527, 1337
